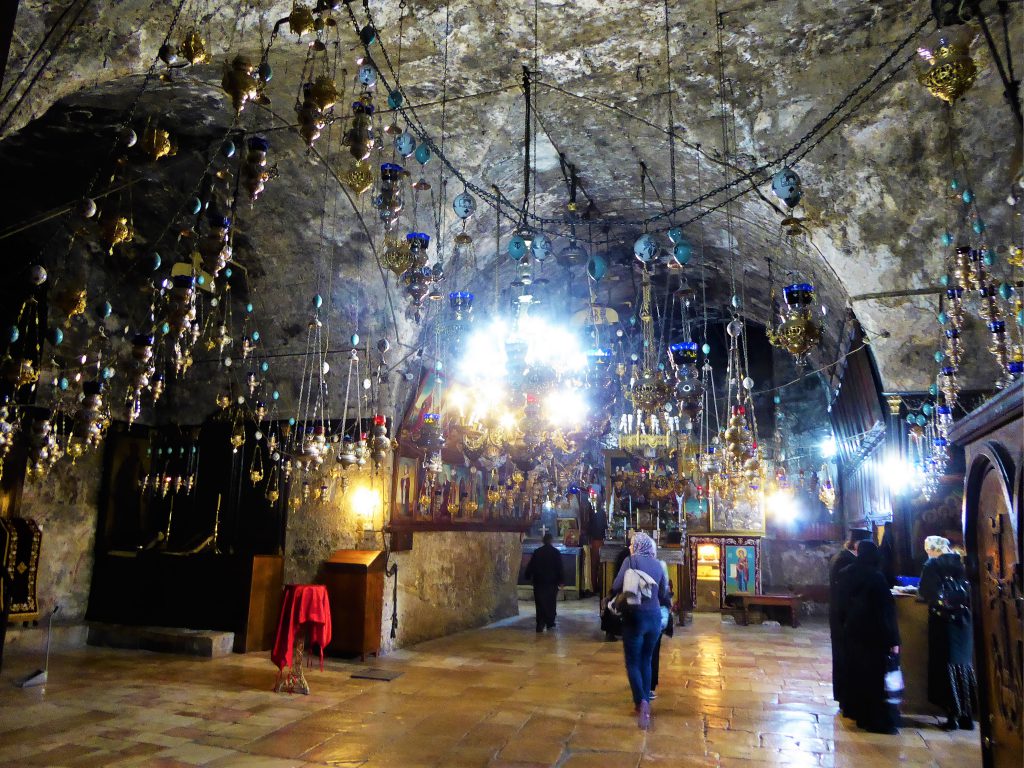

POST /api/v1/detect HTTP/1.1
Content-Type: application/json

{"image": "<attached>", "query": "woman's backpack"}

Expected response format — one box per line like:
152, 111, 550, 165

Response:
933, 574, 971, 620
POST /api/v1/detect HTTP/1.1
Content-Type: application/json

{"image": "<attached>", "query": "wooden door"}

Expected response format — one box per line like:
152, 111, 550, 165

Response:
966, 451, 1023, 768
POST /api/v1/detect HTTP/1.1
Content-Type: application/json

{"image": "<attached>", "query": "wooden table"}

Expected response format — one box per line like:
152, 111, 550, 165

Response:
728, 593, 802, 627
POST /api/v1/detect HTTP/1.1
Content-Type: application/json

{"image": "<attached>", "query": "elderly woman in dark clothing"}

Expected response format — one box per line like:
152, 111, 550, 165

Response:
919, 536, 977, 730
610, 531, 670, 731
836, 540, 901, 734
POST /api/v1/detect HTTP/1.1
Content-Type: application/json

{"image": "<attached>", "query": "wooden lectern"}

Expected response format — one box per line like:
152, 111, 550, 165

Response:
319, 549, 384, 660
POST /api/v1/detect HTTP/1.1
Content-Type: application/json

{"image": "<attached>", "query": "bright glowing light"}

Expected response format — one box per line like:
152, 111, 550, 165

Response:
459, 319, 511, 382
518, 315, 588, 373
498, 411, 517, 430
820, 435, 837, 459
545, 388, 588, 427
457, 316, 588, 382
448, 388, 467, 414
767, 491, 799, 522
697, 544, 719, 562
881, 456, 919, 494
350, 485, 379, 518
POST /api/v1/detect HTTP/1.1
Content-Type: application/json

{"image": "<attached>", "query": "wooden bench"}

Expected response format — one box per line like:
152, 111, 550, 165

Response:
727, 593, 803, 628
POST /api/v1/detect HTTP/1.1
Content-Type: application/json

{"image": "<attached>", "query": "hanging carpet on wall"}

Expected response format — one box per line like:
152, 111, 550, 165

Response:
0, 517, 42, 622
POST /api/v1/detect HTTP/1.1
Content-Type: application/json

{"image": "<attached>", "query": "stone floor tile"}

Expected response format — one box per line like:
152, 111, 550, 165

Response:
560, 752, 642, 768
497, 735, 566, 764
155, 743, 239, 765
0, 600, 982, 768
204, 755, 307, 768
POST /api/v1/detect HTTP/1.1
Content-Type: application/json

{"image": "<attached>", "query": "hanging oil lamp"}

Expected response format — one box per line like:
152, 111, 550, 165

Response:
376, 163, 406, 230
916, 25, 977, 104
127, 333, 155, 424
140, 122, 174, 162
178, 29, 208, 65
74, 380, 108, 448
199, 214, 232, 277
160, 28, 209, 70
344, 95, 376, 161
449, 291, 473, 322
0, 402, 15, 480
241, 137, 271, 204
668, 341, 703, 428
249, 446, 265, 484
100, 214, 134, 254
167, 275, 198, 375
25, 413, 59, 480
296, 74, 339, 148
401, 268, 430, 318
221, 55, 262, 114
767, 283, 821, 367
381, 235, 413, 276
369, 414, 392, 470
265, 464, 281, 504
406, 232, 430, 269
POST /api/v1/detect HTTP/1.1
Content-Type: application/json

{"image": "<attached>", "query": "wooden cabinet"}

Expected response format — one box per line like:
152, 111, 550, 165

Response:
244, 555, 284, 653
319, 549, 384, 660
949, 380, 1023, 768
86, 553, 283, 653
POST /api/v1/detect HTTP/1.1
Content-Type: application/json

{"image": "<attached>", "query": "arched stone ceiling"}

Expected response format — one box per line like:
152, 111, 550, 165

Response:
3, 0, 1021, 403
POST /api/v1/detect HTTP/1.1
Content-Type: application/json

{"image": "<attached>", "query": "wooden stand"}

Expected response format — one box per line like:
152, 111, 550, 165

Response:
319, 550, 384, 660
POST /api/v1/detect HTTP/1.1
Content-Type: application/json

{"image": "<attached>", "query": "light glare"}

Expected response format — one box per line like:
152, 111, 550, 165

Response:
820, 435, 837, 458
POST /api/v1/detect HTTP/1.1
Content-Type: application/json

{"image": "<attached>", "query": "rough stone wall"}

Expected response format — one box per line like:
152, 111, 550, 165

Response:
283, 459, 520, 653
380, 531, 521, 653
761, 538, 838, 615
16, 451, 102, 623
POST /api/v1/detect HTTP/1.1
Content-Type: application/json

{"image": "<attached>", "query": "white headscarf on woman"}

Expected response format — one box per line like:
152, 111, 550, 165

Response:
924, 535, 952, 555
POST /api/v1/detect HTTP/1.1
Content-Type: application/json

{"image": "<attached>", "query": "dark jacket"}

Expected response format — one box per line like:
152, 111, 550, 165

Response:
919, 553, 974, 668
828, 547, 857, 706
586, 502, 607, 540
919, 553, 968, 608
837, 558, 900, 649
524, 543, 563, 587
835, 547, 901, 732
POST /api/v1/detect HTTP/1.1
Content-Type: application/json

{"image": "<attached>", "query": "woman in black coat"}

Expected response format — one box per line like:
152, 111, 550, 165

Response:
828, 538, 858, 711
918, 536, 977, 730
836, 540, 901, 734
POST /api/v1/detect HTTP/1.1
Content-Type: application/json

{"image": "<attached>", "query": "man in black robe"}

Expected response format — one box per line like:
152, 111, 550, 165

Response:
829, 528, 871, 712
837, 540, 901, 734
524, 533, 563, 632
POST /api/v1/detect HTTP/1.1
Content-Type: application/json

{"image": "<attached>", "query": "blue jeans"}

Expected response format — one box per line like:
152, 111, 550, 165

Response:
622, 610, 662, 705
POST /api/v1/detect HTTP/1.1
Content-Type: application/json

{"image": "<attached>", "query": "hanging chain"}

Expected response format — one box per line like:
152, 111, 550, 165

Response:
345, 4, 930, 234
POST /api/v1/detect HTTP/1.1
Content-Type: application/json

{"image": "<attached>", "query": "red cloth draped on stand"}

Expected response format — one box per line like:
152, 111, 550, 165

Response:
271, 584, 332, 670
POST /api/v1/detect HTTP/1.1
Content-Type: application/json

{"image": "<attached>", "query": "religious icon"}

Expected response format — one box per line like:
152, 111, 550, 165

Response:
725, 545, 752, 594
556, 517, 578, 542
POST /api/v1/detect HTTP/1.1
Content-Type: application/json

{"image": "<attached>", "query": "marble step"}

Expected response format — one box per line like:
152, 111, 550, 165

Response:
87, 623, 235, 657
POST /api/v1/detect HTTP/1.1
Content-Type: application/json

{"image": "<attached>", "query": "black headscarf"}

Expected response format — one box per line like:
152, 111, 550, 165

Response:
856, 540, 881, 567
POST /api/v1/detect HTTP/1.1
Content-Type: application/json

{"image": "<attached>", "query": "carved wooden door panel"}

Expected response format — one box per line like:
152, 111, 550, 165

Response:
974, 460, 1023, 768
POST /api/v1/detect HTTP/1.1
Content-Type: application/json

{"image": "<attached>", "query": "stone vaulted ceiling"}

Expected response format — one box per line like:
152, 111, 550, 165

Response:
2, 0, 1022, 415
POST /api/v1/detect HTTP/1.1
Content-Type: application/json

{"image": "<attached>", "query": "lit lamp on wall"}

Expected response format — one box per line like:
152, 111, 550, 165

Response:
351, 484, 381, 533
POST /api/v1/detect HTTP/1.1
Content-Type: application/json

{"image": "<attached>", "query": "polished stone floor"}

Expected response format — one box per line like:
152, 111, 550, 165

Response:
0, 600, 980, 767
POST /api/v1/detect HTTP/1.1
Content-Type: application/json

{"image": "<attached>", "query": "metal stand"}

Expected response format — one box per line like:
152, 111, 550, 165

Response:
15, 605, 58, 688
274, 637, 310, 695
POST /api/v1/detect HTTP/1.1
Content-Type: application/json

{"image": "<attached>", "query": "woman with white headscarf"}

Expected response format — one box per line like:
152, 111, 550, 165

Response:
919, 536, 977, 730
610, 531, 670, 730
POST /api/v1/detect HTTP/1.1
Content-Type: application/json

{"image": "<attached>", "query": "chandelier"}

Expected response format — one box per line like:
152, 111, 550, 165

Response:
768, 283, 822, 368
704, 317, 765, 510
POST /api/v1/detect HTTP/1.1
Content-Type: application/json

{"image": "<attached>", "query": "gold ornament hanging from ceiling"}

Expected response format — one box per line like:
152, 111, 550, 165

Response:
916, 26, 978, 104
626, 269, 673, 416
